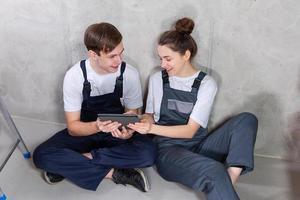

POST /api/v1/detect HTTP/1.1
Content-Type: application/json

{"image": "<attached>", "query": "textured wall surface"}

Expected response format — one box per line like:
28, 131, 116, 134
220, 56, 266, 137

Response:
0, 0, 299, 158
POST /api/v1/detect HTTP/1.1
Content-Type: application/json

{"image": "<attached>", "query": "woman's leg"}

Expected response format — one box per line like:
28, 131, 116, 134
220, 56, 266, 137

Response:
156, 146, 239, 200
196, 112, 258, 183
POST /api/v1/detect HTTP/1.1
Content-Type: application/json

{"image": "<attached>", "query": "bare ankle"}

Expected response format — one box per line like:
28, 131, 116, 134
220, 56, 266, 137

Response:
228, 167, 242, 185
82, 152, 93, 159
105, 169, 114, 179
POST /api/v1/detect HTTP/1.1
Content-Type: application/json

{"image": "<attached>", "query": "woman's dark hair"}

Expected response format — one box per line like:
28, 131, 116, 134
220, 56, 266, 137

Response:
84, 22, 122, 55
158, 18, 197, 59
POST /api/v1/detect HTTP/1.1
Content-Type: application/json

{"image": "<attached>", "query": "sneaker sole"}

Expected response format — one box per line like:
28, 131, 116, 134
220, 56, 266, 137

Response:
44, 171, 55, 185
134, 168, 150, 192
43, 171, 63, 185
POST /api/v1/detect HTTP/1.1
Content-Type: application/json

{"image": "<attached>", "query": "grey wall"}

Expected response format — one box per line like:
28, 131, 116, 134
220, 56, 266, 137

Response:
0, 0, 299, 159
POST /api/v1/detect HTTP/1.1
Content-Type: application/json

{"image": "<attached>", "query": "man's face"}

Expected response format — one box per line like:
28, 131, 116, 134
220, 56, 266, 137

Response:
95, 42, 124, 74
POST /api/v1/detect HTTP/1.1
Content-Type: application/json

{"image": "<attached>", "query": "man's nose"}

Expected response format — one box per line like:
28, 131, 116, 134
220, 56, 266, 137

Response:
115, 55, 122, 64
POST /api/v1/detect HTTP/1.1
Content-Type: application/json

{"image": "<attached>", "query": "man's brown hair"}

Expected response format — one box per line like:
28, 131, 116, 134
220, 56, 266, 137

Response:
84, 22, 122, 55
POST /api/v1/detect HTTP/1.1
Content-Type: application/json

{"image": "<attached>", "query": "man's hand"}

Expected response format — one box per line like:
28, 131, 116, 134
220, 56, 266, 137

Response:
123, 110, 137, 115
97, 119, 121, 133
111, 126, 134, 139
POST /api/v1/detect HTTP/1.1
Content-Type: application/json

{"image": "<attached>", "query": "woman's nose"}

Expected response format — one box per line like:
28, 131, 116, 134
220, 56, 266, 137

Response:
161, 60, 167, 69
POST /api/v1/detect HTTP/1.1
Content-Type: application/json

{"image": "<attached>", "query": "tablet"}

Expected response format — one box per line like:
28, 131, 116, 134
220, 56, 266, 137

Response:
97, 114, 140, 126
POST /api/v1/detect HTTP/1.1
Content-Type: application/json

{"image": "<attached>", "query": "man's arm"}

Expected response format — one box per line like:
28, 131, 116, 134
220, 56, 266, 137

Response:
65, 111, 120, 136
65, 111, 99, 136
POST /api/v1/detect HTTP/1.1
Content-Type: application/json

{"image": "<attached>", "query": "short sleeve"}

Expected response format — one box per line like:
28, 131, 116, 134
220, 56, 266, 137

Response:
63, 67, 83, 112
189, 76, 218, 128
145, 75, 155, 114
122, 65, 143, 109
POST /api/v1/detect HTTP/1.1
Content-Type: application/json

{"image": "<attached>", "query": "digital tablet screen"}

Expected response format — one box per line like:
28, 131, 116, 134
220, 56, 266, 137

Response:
97, 114, 139, 126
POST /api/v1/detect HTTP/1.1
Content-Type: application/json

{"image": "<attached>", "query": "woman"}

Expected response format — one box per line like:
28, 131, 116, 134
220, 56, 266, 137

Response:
128, 17, 258, 199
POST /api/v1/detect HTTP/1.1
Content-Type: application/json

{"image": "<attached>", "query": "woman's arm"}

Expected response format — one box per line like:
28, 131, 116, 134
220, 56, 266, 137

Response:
128, 113, 201, 139
150, 118, 200, 138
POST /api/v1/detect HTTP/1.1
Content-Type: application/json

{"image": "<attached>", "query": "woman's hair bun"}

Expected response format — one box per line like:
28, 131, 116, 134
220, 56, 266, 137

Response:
175, 17, 194, 35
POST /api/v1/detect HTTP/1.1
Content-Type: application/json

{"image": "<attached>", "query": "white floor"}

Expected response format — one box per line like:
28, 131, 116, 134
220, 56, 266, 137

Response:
0, 117, 299, 200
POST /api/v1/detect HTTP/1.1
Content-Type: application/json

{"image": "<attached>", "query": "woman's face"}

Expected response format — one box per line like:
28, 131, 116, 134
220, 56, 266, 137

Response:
157, 45, 188, 76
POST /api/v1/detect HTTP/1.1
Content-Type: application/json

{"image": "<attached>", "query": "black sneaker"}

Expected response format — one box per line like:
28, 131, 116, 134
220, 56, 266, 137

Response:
43, 171, 65, 184
112, 168, 149, 192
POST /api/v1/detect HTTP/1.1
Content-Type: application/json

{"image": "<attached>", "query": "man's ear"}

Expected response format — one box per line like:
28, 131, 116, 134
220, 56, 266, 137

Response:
183, 50, 191, 61
88, 50, 100, 60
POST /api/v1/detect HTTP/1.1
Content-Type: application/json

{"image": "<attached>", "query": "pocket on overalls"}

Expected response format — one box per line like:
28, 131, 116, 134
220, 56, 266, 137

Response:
167, 99, 194, 114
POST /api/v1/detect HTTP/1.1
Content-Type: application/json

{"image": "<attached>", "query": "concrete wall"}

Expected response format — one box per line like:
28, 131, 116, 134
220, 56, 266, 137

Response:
0, 0, 299, 159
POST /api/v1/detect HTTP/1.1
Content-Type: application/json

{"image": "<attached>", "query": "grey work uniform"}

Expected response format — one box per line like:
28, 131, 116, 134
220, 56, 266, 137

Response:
154, 70, 258, 200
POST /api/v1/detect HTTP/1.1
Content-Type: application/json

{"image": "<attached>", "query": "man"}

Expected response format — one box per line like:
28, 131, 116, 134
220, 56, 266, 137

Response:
33, 22, 157, 192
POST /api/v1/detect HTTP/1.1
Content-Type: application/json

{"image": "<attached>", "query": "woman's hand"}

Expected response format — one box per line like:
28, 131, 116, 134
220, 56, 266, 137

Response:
140, 113, 155, 124
97, 119, 121, 133
127, 119, 152, 134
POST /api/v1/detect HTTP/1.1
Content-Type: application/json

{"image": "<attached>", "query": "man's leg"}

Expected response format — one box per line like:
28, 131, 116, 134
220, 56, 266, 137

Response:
34, 131, 156, 191
33, 129, 112, 190
90, 134, 157, 168
156, 146, 239, 200
88, 134, 157, 192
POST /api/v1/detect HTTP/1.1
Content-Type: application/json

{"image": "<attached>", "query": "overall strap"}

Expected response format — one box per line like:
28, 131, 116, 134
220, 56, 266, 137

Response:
80, 60, 91, 101
191, 71, 206, 93
161, 70, 170, 87
114, 62, 126, 97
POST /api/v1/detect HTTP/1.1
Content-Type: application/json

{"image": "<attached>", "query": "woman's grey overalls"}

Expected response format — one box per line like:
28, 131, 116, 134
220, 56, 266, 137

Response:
155, 70, 258, 200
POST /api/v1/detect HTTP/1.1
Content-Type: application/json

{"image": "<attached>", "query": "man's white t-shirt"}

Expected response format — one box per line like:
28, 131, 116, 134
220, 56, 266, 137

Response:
145, 71, 217, 128
63, 59, 143, 112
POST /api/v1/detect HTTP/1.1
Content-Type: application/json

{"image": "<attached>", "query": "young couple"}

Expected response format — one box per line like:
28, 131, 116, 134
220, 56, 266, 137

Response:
33, 18, 258, 200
